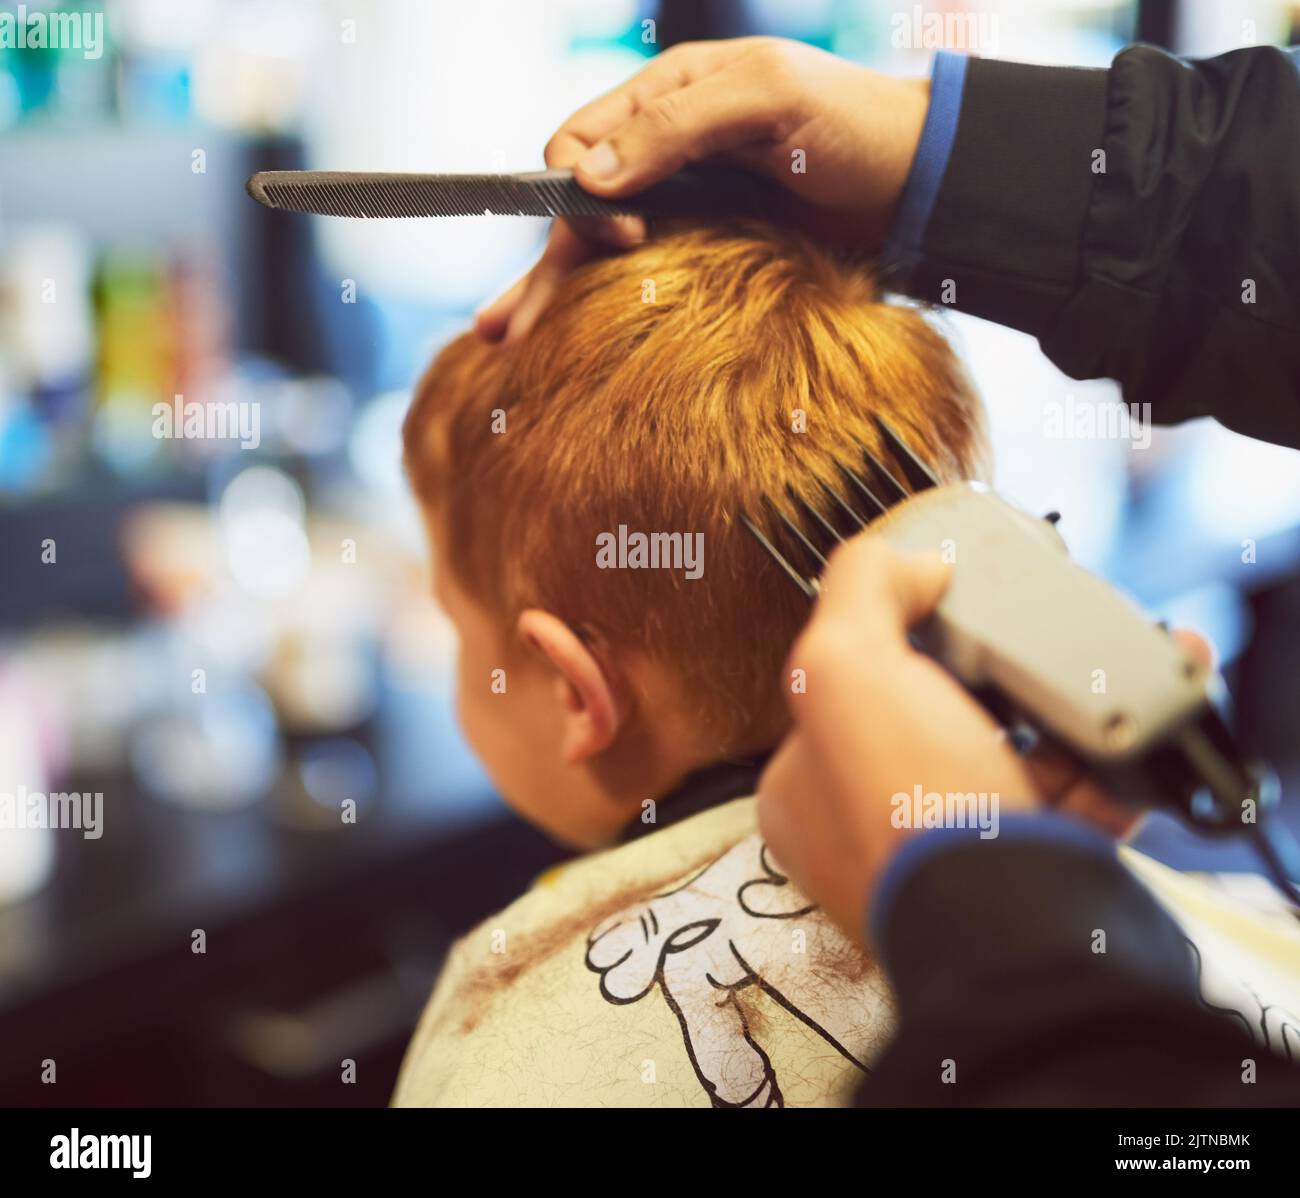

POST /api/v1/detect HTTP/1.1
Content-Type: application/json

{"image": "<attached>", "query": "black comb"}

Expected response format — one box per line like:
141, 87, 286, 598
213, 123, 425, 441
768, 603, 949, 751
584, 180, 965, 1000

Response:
740, 416, 939, 599
245, 166, 773, 220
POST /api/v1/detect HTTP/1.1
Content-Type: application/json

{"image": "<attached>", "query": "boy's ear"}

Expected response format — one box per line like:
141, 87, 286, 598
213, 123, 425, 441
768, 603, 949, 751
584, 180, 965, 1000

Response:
515, 609, 625, 765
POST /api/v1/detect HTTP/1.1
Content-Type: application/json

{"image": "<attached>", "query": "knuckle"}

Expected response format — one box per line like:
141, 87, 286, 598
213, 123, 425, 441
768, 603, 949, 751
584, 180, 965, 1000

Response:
643, 91, 688, 136
744, 36, 790, 74
746, 39, 804, 103
625, 80, 662, 116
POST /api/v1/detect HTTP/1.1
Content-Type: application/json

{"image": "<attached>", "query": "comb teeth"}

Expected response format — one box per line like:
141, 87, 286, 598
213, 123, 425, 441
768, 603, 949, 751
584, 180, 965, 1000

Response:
246, 166, 773, 220
743, 426, 939, 600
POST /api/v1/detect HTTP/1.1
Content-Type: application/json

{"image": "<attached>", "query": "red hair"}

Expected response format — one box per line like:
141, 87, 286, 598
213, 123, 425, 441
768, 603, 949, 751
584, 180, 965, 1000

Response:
404, 223, 987, 751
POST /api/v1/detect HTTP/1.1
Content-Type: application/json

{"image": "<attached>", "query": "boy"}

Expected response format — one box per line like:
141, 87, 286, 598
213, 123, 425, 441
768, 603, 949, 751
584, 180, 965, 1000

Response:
392, 223, 1300, 1107
392, 222, 986, 1107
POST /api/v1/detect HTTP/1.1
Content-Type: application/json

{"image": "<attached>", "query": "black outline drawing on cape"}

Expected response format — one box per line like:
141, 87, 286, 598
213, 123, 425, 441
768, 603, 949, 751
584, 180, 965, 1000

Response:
1187, 938, 1300, 1063
584, 834, 889, 1108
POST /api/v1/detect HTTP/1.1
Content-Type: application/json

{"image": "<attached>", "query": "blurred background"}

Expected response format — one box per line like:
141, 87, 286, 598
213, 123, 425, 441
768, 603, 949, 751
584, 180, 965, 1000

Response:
1, 0, 1299, 1106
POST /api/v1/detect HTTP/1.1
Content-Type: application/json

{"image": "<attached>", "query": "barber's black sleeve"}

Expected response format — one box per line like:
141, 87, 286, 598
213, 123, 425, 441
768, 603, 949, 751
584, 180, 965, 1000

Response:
856, 815, 1300, 1105
886, 45, 1300, 449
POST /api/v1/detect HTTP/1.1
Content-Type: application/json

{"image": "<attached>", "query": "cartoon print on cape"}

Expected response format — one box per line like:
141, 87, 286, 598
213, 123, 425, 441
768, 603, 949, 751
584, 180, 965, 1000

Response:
585, 833, 890, 1107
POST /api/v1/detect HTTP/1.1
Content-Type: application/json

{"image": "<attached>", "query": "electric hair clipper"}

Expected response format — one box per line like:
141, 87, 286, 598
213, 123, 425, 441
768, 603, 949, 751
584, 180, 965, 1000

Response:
744, 418, 1299, 902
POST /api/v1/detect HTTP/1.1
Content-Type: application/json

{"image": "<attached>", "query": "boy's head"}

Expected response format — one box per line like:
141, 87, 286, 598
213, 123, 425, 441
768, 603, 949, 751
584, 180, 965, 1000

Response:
404, 223, 987, 848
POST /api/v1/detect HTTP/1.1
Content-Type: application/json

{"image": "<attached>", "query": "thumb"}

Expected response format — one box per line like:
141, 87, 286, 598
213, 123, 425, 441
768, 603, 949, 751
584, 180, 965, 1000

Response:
817, 537, 952, 636
883, 546, 953, 629
574, 68, 785, 196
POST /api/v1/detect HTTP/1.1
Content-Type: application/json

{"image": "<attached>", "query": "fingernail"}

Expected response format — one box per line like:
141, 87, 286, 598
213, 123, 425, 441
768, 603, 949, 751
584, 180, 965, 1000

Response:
578, 142, 620, 181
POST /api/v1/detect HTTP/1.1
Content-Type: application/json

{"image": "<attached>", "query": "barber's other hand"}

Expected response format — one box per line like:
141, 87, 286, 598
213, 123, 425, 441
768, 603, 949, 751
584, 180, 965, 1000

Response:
476, 37, 930, 343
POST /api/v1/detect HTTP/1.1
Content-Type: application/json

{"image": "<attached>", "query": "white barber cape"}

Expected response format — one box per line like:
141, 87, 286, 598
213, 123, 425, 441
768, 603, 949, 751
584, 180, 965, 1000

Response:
391, 797, 1300, 1107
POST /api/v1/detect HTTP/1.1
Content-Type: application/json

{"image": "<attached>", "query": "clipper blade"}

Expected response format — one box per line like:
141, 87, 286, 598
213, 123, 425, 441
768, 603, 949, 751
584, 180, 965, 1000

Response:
741, 416, 939, 598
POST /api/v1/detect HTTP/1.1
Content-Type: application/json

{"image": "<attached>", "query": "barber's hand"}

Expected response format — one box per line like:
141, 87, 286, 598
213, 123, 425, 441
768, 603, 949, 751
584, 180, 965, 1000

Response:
476, 37, 930, 343
756, 536, 1212, 944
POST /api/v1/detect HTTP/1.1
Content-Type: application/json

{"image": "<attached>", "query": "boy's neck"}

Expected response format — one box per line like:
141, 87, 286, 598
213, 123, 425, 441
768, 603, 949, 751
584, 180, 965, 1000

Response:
618, 751, 774, 843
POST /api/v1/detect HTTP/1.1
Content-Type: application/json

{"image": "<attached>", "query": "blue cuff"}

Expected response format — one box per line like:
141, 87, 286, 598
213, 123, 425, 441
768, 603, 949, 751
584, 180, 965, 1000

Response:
881, 51, 969, 270
866, 811, 1117, 948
